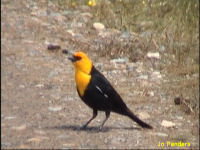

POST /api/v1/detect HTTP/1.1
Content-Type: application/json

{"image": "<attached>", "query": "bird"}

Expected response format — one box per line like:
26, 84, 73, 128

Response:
63, 50, 153, 130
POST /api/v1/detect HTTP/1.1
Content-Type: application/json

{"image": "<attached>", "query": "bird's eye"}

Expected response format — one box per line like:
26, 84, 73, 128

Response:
74, 56, 81, 61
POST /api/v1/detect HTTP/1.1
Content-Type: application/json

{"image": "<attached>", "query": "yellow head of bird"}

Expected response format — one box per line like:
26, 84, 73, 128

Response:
68, 51, 92, 74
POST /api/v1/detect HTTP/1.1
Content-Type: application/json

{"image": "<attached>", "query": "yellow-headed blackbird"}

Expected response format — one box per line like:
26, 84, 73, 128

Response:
63, 50, 152, 130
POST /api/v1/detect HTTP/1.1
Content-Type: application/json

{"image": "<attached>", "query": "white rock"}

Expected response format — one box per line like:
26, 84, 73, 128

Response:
48, 106, 62, 112
147, 91, 154, 97
147, 52, 160, 59
93, 22, 105, 31
161, 120, 176, 128
35, 84, 44, 88
156, 132, 168, 137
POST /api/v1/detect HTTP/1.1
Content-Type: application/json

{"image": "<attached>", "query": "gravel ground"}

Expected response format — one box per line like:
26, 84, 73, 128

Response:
1, 0, 199, 149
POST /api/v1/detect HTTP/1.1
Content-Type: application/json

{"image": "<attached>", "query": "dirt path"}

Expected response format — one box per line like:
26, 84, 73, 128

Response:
1, 0, 198, 149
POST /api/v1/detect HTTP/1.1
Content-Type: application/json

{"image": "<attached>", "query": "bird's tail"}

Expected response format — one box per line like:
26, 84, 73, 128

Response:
125, 108, 153, 129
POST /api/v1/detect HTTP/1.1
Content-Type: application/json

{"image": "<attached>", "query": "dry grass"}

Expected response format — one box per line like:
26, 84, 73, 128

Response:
54, 0, 199, 64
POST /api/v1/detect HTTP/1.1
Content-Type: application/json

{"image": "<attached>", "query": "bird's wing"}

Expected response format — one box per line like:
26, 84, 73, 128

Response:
90, 67, 128, 110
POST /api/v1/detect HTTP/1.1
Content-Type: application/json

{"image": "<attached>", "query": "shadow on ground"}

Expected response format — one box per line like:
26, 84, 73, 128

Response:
44, 124, 141, 133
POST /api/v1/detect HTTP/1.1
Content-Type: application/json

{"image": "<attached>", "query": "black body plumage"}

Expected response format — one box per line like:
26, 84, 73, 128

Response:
78, 66, 152, 129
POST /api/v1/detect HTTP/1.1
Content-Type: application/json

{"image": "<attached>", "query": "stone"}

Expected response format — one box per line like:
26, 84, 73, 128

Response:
161, 120, 176, 128
156, 132, 168, 137
35, 84, 44, 88
48, 106, 62, 112
67, 30, 75, 37
93, 22, 105, 31
147, 52, 160, 59
147, 91, 154, 97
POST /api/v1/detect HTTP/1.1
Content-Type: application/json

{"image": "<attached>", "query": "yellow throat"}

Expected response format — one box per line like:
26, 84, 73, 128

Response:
75, 69, 91, 96
72, 52, 92, 96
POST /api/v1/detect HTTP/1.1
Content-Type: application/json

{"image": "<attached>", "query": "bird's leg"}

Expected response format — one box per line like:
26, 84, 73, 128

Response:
81, 109, 97, 129
99, 111, 110, 130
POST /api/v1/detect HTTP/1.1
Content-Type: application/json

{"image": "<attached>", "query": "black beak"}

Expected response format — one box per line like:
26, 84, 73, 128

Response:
62, 49, 80, 62
68, 56, 75, 62
62, 49, 74, 61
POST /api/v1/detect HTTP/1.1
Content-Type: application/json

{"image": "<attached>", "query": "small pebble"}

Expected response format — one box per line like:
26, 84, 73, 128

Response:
48, 106, 62, 112
93, 22, 105, 31
47, 44, 61, 51
67, 30, 75, 37
147, 91, 154, 97
147, 52, 160, 59
161, 120, 176, 128
174, 97, 181, 105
